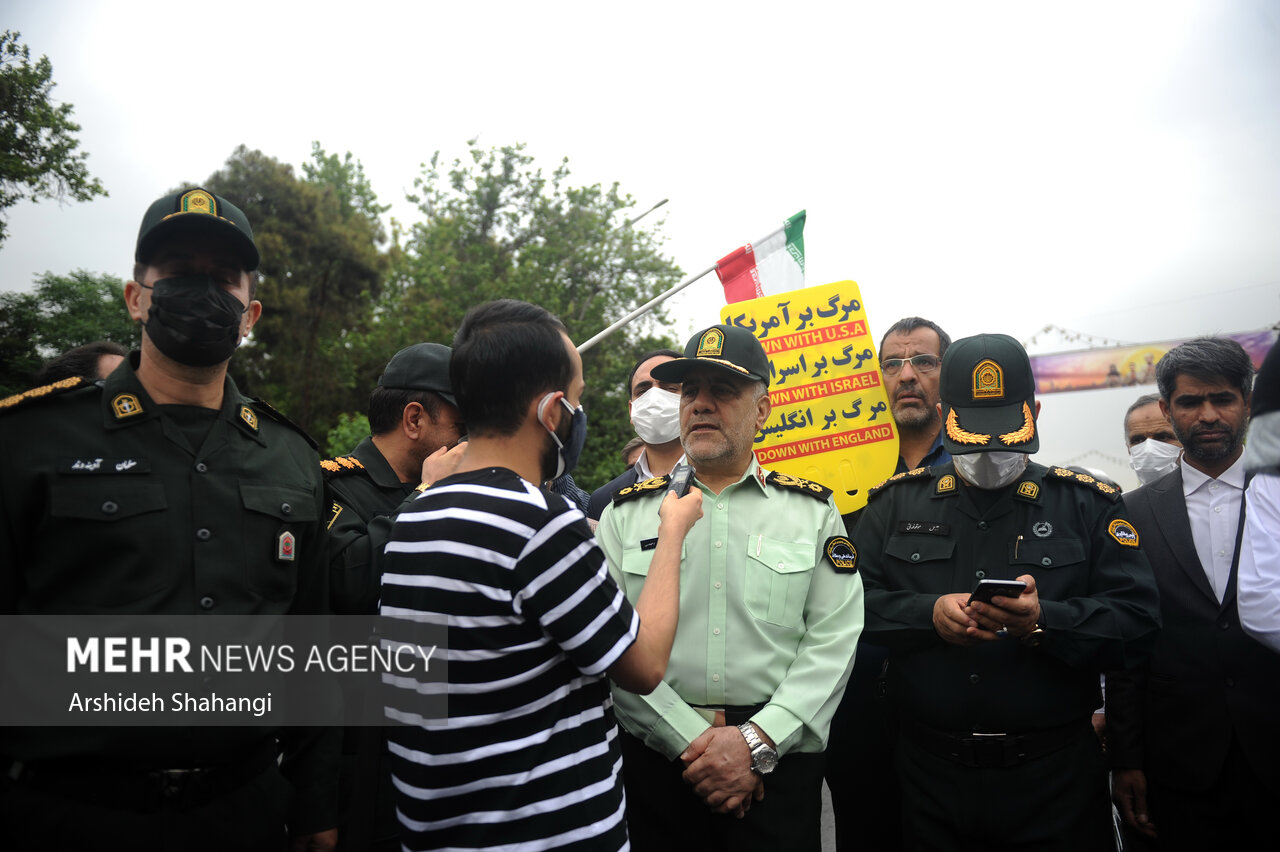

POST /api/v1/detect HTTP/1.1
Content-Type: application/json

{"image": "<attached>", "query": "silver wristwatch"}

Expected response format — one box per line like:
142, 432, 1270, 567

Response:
737, 722, 778, 775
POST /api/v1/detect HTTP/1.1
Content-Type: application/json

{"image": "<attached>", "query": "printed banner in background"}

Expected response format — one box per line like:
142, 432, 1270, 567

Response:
1031, 329, 1277, 394
721, 280, 897, 515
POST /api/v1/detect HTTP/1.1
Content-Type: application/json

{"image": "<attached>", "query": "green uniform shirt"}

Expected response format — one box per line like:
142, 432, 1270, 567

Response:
856, 461, 1161, 732
0, 355, 336, 832
597, 459, 864, 760
324, 435, 413, 614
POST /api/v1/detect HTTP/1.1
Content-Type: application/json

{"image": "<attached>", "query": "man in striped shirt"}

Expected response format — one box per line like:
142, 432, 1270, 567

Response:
380, 299, 702, 851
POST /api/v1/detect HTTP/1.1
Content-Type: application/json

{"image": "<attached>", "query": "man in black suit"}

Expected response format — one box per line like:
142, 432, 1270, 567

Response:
1108, 337, 1280, 850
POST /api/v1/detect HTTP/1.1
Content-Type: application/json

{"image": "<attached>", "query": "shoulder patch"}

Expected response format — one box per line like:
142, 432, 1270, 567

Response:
320, 455, 366, 477
765, 471, 833, 502
1108, 519, 1140, 547
614, 475, 671, 505
1048, 466, 1121, 502
0, 376, 89, 414
251, 398, 318, 450
824, 536, 857, 573
868, 466, 930, 500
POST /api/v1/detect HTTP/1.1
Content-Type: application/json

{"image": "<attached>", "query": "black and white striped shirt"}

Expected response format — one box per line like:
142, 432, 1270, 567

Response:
381, 467, 638, 851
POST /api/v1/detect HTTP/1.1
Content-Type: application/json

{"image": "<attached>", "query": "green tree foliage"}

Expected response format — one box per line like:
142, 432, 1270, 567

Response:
0, 270, 137, 395
374, 141, 685, 489
324, 412, 371, 458
0, 31, 106, 246
202, 145, 390, 435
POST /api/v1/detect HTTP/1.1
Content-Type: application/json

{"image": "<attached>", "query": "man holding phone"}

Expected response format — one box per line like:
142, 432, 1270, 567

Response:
854, 333, 1160, 851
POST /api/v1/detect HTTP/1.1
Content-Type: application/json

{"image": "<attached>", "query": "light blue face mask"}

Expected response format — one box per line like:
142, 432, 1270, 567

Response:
539, 393, 587, 480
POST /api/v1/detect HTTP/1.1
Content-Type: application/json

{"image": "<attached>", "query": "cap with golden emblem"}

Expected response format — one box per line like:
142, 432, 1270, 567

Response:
135, 187, 260, 272
651, 324, 771, 387
939, 333, 1039, 455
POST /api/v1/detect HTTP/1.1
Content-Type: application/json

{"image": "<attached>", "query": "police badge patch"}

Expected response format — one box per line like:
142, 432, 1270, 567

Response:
824, 536, 857, 573
1108, 519, 1140, 547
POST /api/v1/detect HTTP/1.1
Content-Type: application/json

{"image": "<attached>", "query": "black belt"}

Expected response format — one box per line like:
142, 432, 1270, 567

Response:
689, 702, 768, 727
4, 739, 278, 812
907, 721, 1084, 769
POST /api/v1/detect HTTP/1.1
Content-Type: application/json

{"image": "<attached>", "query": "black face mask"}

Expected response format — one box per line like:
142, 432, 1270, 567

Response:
141, 275, 247, 367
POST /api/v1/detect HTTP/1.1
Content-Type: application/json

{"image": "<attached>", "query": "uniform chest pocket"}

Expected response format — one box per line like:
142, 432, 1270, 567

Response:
744, 536, 814, 628
1010, 538, 1085, 570
885, 535, 956, 566
51, 482, 168, 521
240, 483, 318, 601
616, 540, 687, 598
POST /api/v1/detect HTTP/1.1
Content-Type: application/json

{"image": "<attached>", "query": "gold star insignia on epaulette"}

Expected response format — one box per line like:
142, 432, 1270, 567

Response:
614, 475, 671, 505
320, 459, 341, 472
1052, 467, 1075, 479
1097, 483, 1117, 495
766, 471, 833, 502
0, 376, 88, 413
1075, 473, 1095, 484
239, 405, 258, 432
336, 456, 363, 469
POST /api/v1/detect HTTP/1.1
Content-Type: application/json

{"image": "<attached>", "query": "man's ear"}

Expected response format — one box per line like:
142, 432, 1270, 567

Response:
1158, 398, 1170, 419
124, 280, 146, 323
755, 388, 772, 431
241, 299, 263, 337
534, 390, 563, 432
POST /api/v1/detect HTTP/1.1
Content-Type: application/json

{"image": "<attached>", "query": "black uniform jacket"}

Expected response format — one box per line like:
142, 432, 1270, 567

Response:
855, 462, 1161, 733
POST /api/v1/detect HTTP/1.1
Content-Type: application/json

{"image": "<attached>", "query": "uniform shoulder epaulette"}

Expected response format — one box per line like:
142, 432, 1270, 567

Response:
1047, 466, 1121, 502
249, 397, 318, 450
867, 466, 930, 500
765, 471, 833, 502
613, 475, 671, 505
320, 455, 366, 477
0, 376, 91, 415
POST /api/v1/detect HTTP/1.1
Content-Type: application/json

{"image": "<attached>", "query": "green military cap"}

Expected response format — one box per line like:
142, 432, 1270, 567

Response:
651, 324, 771, 388
135, 187, 260, 271
940, 333, 1039, 455
378, 343, 457, 406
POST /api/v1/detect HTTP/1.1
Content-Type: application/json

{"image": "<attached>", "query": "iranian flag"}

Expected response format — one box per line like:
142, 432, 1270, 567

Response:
715, 211, 806, 303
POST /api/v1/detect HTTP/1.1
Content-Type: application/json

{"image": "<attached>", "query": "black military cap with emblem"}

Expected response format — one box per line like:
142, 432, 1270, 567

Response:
651, 324, 771, 387
136, 187, 260, 272
378, 343, 457, 406
940, 333, 1039, 456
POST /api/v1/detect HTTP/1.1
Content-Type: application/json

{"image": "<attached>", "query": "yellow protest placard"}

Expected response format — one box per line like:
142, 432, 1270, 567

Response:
720, 280, 898, 514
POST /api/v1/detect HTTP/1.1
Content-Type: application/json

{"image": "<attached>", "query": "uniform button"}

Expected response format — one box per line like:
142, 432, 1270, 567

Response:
1214, 506, 1222, 513
281, 503, 292, 515
975, 570, 986, 579
195, 462, 208, 473
969, 674, 980, 684
715, 540, 722, 548
978, 521, 989, 530
717, 502, 724, 510
777, 562, 785, 569
1041, 557, 1053, 567
1219, 619, 1230, 630
910, 553, 921, 562
712, 674, 720, 682
101, 501, 118, 514
713, 628, 721, 635
714, 582, 722, 589
196, 528, 211, 541
199, 596, 215, 610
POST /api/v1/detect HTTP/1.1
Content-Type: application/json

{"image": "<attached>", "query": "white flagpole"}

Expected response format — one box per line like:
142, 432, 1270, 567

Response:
576, 264, 718, 353
575, 219, 791, 353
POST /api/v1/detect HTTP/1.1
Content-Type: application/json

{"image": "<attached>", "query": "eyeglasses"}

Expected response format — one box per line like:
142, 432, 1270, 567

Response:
880, 354, 941, 376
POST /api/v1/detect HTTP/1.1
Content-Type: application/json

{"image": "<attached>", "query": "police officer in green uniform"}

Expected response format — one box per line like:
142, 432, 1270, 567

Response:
597, 324, 864, 852
0, 187, 338, 851
325, 342, 464, 615
322, 342, 462, 852
854, 333, 1160, 851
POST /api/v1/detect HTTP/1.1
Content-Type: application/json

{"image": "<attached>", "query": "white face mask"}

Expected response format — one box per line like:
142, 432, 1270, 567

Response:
953, 451, 1029, 490
1129, 438, 1181, 486
630, 387, 682, 445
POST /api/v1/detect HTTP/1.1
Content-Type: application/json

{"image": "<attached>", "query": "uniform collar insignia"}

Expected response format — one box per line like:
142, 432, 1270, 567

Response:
1016, 480, 1040, 500
112, 393, 144, 419
239, 405, 259, 432
935, 473, 957, 495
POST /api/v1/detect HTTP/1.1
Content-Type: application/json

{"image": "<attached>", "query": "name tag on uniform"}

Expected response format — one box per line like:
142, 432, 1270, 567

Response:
639, 538, 658, 552
59, 457, 152, 474
896, 521, 950, 536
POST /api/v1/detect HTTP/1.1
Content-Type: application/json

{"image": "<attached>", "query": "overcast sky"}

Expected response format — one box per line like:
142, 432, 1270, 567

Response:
4, 0, 1278, 485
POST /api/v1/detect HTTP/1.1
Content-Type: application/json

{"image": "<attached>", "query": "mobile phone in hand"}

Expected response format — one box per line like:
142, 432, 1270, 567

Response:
967, 578, 1027, 607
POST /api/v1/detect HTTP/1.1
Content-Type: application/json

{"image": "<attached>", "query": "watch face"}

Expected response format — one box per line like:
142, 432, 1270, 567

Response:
753, 746, 779, 775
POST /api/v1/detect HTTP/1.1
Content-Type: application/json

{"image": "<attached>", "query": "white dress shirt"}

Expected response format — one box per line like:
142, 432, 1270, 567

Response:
1237, 473, 1280, 654
1181, 455, 1247, 602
